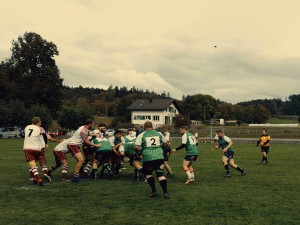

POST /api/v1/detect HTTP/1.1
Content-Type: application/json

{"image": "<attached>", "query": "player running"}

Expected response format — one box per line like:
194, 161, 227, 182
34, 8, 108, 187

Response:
172, 126, 198, 185
23, 117, 46, 186
256, 129, 271, 165
211, 130, 246, 178
135, 121, 169, 199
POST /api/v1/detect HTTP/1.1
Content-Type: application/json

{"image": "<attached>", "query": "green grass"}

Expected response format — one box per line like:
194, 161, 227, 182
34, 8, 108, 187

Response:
267, 117, 299, 124
0, 139, 299, 225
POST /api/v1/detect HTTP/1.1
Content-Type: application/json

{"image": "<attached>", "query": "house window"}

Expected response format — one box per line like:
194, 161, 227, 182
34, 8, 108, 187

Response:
134, 115, 151, 120
168, 107, 176, 113
153, 116, 160, 121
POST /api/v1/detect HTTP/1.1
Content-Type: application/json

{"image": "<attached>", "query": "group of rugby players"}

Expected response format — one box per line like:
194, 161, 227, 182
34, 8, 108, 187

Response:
23, 116, 266, 199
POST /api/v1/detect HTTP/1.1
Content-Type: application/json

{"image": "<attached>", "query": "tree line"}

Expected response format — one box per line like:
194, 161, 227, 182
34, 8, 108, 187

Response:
0, 32, 299, 130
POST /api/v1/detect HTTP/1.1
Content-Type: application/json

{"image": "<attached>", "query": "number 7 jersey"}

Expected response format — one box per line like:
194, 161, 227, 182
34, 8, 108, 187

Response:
135, 130, 167, 162
23, 124, 44, 151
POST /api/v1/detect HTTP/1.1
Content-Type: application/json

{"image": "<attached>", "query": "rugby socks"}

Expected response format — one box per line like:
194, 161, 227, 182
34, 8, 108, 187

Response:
224, 164, 230, 174
261, 156, 265, 162
32, 166, 42, 183
235, 166, 244, 173
42, 166, 49, 175
265, 157, 268, 164
190, 172, 195, 179
62, 166, 68, 180
146, 176, 156, 193
82, 162, 93, 177
28, 167, 34, 179
185, 170, 192, 179
158, 178, 168, 194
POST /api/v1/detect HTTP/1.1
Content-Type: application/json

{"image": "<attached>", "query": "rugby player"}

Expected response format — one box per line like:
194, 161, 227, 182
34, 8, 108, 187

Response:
135, 121, 169, 199
48, 119, 100, 182
23, 117, 45, 186
256, 129, 271, 165
172, 126, 198, 185
211, 130, 246, 178
109, 130, 125, 177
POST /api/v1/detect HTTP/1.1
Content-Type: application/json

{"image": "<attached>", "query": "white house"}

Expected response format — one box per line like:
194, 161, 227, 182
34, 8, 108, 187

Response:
127, 99, 182, 128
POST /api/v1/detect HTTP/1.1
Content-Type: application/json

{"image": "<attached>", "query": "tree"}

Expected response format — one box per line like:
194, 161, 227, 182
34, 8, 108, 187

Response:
173, 114, 191, 128
57, 107, 93, 130
1, 32, 63, 116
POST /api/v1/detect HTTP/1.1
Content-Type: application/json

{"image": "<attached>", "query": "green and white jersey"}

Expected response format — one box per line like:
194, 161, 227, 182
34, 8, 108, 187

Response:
92, 137, 112, 152
218, 136, 234, 152
124, 142, 136, 156
135, 130, 167, 162
182, 132, 198, 155
124, 134, 136, 144
109, 136, 125, 147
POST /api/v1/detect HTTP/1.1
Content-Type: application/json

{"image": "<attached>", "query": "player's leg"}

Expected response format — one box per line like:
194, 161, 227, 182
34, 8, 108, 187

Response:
263, 148, 269, 165
222, 155, 231, 178
61, 159, 69, 181
39, 148, 52, 183
24, 150, 43, 186
143, 162, 157, 197
229, 159, 246, 176
48, 151, 62, 177
73, 152, 84, 182
183, 159, 193, 184
155, 160, 169, 199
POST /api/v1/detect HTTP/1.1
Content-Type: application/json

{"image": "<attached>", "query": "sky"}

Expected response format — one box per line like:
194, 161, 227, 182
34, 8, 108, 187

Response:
1, 0, 300, 103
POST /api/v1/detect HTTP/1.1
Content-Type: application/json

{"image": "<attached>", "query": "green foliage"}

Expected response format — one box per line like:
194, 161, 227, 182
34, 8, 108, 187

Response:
0, 140, 300, 225
173, 114, 191, 128
0, 100, 52, 129
57, 107, 93, 129
0, 32, 63, 116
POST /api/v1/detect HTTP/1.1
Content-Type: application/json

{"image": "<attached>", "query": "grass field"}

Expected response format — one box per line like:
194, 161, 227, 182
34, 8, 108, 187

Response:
0, 139, 299, 225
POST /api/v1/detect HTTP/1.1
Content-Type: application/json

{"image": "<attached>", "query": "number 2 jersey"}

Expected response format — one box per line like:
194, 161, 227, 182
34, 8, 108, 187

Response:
23, 125, 44, 151
135, 130, 167, 162
181, 132, 198, 156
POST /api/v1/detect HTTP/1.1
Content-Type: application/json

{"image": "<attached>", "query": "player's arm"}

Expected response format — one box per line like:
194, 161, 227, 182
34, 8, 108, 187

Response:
256, 136, 261, 148
211, 144, 220, 151
172, 134, 187, 152
84, 137, 101, 148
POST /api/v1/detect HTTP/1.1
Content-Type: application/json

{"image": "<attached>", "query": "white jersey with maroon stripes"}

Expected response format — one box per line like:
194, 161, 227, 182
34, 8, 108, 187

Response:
23, 125, 44, 151
67, 126, 89, 146
54, 139, 69, 153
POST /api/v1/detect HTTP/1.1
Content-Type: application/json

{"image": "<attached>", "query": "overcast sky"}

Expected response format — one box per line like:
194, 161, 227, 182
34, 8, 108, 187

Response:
1, 0, 299, 103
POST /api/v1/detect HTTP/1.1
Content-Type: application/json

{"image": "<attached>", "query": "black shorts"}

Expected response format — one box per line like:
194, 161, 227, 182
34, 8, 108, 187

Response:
95, 150, 112, 163
163, 146, 171, 161
143, 159, 165, 177
261, 146, 269, 153
184, 155, 198, 162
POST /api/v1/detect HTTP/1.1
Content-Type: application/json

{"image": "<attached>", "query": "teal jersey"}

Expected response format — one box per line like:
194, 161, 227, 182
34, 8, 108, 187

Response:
218, 135, 234, 152
181, 132, 198, 155
124, 142, 136, 156
135, 130, 167, 162
92, 138, 112, 152
124, 134, 136, 144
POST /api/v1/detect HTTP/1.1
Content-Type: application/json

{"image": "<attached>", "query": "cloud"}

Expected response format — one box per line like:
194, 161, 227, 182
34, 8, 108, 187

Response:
1, 0, 300, 103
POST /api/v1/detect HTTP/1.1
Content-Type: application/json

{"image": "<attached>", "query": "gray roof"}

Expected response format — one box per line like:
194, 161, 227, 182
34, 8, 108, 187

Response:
127, 99, 182, 113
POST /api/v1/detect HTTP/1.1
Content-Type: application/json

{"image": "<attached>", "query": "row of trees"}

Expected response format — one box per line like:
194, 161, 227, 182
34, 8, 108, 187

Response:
0, 32, 299, 129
